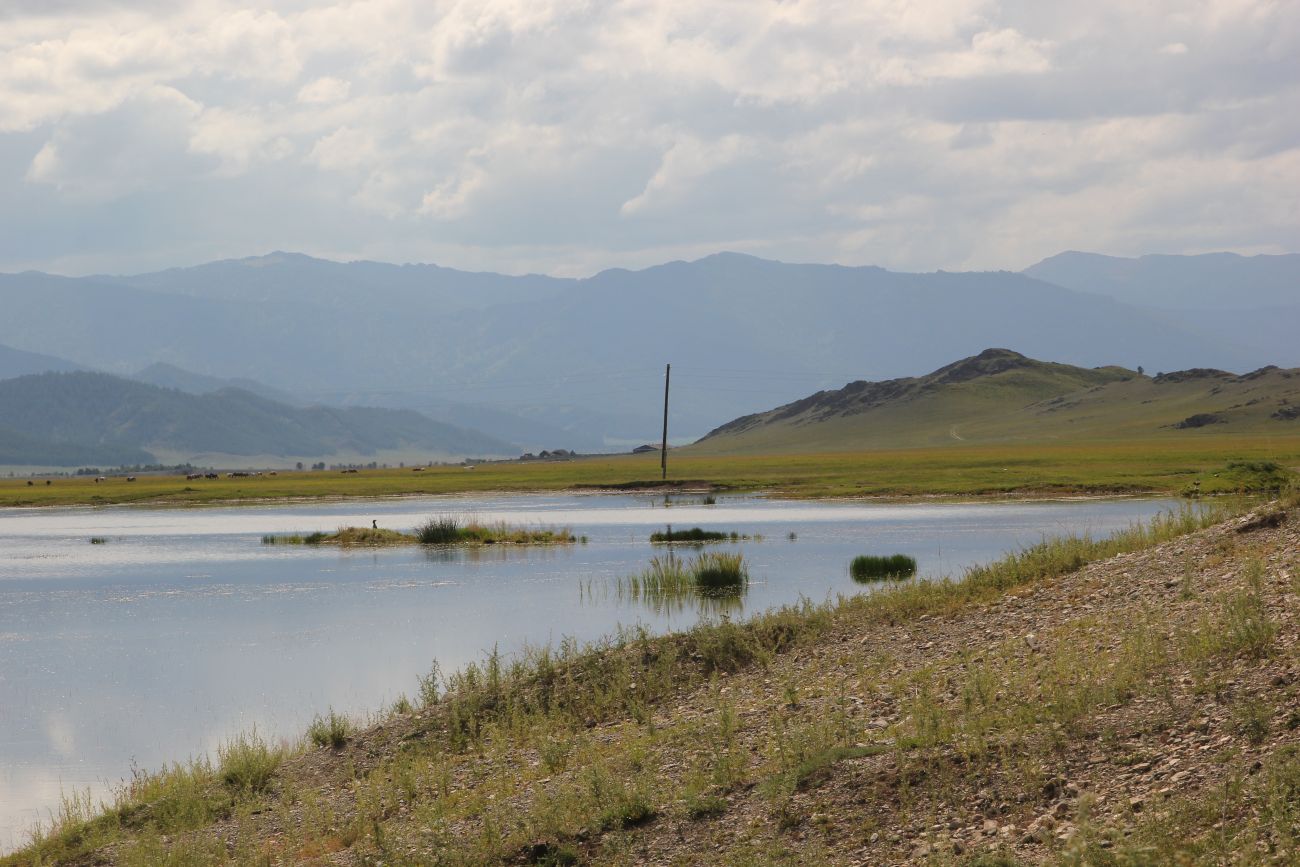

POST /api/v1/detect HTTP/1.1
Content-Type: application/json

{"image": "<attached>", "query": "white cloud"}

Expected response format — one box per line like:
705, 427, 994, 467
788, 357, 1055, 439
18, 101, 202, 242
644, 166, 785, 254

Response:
0, 0, 1297, 274
297, 76, 351, 104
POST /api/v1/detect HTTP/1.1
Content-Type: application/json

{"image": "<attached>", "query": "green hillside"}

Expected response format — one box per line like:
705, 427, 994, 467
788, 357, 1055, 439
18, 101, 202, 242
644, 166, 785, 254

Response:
0, 372, 516, 466
0, 424, 152, 467
691, 349, 1300, 454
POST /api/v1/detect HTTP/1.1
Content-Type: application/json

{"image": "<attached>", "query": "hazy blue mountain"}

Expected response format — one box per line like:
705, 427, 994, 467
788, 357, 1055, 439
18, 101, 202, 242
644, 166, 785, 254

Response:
109, 251, 573, 312
306, 388, 608, 454
133, 362, 303, 406
0, 342, 86, 379
1, 251, 1292, 443
0, 372, 515, 466
0, 424, 152, 467
1024, 251, 1300, 310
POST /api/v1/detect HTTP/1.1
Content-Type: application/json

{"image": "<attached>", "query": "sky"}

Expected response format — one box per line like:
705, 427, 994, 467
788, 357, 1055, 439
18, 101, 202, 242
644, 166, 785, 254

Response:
1, 0, 1297, 277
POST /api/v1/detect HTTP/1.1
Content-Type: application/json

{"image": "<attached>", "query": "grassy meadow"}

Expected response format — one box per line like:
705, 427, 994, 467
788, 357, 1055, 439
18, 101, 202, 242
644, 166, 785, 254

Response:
2, 435, 1298, 508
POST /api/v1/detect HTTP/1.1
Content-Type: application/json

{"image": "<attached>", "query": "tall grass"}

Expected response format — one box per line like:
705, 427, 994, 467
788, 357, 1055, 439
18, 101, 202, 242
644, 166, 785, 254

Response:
849, 554, 917, 581
620, 552, 749, 601
261, 532, 326, 545
413, 515, 575, 546
620, 555, 693, 598
307, 709, 354, 749
416, 515, 462, 543
217, 731, 282, 794
692, 551, 748, 591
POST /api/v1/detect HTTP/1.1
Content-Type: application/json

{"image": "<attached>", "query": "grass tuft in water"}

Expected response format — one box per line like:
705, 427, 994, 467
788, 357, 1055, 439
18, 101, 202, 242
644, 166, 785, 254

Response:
691, 551, 749, 591
89, 537, 107, 544
850, 554, 918, 581
651, 527, 728, 543
415, 515, 462, 543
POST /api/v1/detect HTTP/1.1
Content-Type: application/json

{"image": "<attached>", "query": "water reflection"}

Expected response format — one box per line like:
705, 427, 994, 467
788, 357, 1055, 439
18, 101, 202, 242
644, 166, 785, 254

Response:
419, 542, 574, 564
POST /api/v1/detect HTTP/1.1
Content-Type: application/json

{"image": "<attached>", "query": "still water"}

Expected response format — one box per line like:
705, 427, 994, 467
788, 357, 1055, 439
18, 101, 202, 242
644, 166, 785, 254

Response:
0, 493, 1179, 848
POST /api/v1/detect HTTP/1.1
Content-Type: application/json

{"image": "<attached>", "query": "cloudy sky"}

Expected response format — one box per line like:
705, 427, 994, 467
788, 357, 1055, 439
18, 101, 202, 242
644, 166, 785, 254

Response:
2, 0, 1297, 276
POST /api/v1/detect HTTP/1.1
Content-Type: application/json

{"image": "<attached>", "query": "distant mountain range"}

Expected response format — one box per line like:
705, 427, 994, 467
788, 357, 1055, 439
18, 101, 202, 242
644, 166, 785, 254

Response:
691, 349, 1300, 454
1024, 251, 1300, 310
0, 249, 1295, 445
0, 343, 86, 379
0, 372, 514, 467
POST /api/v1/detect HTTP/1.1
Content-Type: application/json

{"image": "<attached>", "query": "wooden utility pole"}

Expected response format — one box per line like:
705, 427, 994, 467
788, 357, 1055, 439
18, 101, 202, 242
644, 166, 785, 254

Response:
660, 363, 671, 480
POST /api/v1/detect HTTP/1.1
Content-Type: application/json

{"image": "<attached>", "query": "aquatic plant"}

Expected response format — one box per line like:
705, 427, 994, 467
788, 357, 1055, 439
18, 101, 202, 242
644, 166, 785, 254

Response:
651, 527, 728, 543
692, 551, 749, 591
416, 515, 462, 544
89, 537, 107, 545
850, 554, 918, 581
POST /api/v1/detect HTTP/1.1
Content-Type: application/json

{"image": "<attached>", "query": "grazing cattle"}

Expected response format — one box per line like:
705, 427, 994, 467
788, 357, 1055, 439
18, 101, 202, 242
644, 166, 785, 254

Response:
186, 473, 203, 480
268, 471, 277, 476
126, 476, 137, 482
95, 477, 104, 483
412, 467, 425, 472
45, 480, 51, 485
26, 480, 33, 486
205, 473, 218, 479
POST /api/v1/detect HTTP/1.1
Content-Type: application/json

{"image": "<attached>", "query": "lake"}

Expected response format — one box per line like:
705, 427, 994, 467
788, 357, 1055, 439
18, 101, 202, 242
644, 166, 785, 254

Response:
0, 493, 1181, 849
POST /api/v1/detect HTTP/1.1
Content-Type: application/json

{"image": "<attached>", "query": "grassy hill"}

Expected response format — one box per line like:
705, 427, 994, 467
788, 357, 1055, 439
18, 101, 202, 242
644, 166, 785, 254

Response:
691, 349, 1300, 454
0, 372, 516, 466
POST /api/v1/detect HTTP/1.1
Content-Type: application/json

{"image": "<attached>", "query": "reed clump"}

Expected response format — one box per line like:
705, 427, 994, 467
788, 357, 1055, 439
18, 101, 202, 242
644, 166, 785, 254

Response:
415, 515, 575, 546
650, 527, 728, 543
692, 551, 749, 591
260, 532, 326, 545
618, 551, 750, 611
850, 554, 918, 581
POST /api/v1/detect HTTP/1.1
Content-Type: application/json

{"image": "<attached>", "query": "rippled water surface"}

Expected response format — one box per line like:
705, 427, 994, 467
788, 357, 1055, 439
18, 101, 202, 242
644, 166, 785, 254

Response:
0, 492, 1181, 849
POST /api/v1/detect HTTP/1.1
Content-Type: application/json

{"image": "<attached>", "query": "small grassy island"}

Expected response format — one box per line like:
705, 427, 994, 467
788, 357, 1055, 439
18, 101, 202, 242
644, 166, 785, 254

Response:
262, 517, 575, 548
650, 527, 758, 543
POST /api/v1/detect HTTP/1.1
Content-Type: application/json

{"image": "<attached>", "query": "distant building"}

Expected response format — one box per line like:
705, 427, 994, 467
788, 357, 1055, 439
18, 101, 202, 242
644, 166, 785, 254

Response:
632, 444, 659, 454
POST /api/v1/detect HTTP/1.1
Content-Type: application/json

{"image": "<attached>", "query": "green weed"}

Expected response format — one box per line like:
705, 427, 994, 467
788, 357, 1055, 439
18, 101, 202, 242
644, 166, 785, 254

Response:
850, 553, 917, 580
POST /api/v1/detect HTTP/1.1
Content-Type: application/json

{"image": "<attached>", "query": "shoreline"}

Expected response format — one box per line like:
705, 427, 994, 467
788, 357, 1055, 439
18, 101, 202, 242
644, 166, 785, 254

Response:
0, 485, 1187, 515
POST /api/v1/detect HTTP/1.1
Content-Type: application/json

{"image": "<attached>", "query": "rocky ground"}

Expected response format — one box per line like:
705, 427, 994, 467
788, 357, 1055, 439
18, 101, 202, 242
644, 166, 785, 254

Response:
12, 500, 1299, 866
